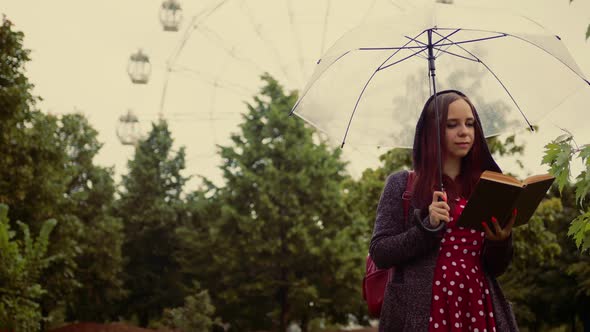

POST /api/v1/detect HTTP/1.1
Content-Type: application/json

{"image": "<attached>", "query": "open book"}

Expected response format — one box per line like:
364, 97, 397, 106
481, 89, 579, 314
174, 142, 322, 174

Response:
455, 171, 555, 232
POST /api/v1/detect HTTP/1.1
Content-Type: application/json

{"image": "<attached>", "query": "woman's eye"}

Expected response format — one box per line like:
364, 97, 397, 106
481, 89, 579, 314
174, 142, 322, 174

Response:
446, 123, 456, 128
466, 122, 474, 127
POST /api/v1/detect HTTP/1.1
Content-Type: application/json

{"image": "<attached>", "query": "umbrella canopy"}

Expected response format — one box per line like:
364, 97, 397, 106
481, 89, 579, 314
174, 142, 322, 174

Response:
291, 3, 590, 149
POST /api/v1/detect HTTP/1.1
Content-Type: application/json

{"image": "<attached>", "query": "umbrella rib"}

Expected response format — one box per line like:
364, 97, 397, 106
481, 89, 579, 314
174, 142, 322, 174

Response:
434, 37, 458, 59
293, 31, 428, 116
340, 31, 428, 147
507, 33, 590, 86
407, 29, 473, 61
430, 30, 481, 62
434, 42, 453, 59
360, 46, 426, 50
290, 50, 352, 114
431, 28, 461, 58
378, 46, 429, 71
431, 28, 462, 47
404, 36, 428, 60
405, 36, 439, 60
439, 34, 534, 131
403, 29, 479, 56
433, 48, 479, 62
436, 27, 590, 87
478, 60, 534, 131
433, 34, 508, 48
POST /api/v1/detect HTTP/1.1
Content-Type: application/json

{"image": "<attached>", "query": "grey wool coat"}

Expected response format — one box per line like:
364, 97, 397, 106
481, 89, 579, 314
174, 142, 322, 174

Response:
369, 171, 519, 332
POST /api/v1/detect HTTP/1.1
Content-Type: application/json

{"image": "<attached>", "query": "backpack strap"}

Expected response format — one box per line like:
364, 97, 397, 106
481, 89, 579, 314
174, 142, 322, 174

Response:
402, 171, 415, 224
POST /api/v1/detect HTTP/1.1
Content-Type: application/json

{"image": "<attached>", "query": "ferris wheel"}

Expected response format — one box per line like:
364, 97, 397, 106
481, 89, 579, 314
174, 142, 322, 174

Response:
119, 0, 408, 182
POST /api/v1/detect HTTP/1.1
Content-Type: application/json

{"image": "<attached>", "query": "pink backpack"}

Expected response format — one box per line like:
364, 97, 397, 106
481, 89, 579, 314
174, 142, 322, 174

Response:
362, 171, 415, 318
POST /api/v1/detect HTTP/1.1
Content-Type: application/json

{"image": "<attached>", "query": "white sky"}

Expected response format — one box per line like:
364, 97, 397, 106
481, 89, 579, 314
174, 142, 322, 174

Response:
2, 0, 590, 189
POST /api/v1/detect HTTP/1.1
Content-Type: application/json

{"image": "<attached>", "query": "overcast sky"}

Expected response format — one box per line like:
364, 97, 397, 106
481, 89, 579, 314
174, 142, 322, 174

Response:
2, 0, 590, 189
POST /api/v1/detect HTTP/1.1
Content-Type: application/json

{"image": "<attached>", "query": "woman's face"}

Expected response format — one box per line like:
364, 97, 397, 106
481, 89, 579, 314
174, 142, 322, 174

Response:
445, 98, 475, 160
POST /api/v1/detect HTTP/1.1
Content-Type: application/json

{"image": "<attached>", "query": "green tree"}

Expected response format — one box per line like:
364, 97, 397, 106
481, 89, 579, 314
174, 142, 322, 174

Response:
115, 120, 188, 326
498, 182, 590, 331
161, 282, 216, 332
0, 17, 66, 232
537, 129, 590, 330
0, 204, 57, 332
497, 197, 563, 329
204, 74, 365, 331
0, 17, 81, 325
541, 184, 590, 331
58, 114, 126, 322
0, 16, 123, 325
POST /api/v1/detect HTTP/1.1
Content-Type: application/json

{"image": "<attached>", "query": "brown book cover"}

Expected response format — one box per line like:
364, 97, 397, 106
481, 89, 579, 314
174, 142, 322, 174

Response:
455, 171, 555, 232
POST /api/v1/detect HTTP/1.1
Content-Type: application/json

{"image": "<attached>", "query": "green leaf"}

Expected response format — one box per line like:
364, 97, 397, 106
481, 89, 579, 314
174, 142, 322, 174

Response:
581, 144, 590, 165
568, 212, 590, 250
575, 171, 590, 206
586, 24, 590, 40
542, 142, 560, 165
543, 139, 573, 192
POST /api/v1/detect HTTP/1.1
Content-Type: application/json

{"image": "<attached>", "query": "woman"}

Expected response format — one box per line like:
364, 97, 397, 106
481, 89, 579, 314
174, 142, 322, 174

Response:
369, 90, 519, 331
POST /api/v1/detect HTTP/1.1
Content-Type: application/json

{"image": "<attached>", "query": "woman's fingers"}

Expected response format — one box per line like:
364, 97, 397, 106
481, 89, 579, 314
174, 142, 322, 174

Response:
429, 191, 450, 226
432, 191, 448, 202
484, 211, 517, 240
491, 216, 502, 234
481, 221, 495, 239
432, 211, 450, 223
428, 208, 450, 225
504, 208, 517, 232
431, 207, 450, 217
430, 202, 450, 211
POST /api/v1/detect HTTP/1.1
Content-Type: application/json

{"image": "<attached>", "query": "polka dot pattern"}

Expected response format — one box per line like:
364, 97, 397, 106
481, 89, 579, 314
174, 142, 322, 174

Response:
428, 197, 497, 331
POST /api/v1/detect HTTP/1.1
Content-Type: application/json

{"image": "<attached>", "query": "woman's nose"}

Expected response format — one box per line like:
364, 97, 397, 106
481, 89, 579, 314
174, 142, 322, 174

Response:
457, 125, 468, 136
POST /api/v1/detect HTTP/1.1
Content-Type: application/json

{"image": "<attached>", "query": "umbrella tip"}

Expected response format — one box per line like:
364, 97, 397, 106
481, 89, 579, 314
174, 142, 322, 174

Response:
555, 35, 561, 40
529, 124, 535, 132
317, 59, 322, 64
585, 79, 590, 86
340, 141, 345, 149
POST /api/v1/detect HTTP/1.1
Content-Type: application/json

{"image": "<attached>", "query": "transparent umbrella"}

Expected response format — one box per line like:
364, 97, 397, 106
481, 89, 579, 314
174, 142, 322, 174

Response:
290, 2, 590, 188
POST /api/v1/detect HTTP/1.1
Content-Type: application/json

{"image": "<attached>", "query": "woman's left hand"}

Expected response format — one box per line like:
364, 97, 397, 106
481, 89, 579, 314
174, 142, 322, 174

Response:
482, 208, 517, 241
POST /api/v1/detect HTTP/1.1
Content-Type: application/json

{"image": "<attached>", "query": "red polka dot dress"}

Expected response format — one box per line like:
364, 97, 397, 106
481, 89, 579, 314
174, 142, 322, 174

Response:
428, 197, 497, 332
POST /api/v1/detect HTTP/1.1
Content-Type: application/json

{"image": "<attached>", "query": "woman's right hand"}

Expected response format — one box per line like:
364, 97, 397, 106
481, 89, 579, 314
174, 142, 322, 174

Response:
428, 191, 450, 227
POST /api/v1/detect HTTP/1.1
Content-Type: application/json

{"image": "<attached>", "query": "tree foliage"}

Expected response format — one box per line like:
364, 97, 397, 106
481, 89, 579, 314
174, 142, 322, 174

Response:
0, 17, 124, 325
115, 120, 188, 326
161, 282, 216, 332
196, 74, 366, 331
0, 204, 57, 332
542, 134, 590, 251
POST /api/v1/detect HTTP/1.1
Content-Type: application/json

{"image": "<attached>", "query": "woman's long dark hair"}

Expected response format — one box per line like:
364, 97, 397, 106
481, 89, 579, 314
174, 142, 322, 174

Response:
412, 91, 493, 210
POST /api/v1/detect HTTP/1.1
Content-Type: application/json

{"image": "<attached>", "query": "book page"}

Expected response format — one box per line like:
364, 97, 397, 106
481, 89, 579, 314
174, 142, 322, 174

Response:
523, 173, 554, 185
480, 171, 522, 187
